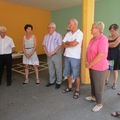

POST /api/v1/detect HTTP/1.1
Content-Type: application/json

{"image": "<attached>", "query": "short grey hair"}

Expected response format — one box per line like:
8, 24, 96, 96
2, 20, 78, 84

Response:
70, 18, 78, 27
93, 21, 105, 33
48, 22, 56, 29
0, 26, 7, 32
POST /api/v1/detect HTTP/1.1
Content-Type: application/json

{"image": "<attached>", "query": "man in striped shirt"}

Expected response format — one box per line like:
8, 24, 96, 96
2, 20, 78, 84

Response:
43, 22, 62, 89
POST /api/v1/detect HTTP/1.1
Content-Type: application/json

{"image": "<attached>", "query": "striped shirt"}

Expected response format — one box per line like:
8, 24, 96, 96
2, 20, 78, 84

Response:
43, 31, 62, 52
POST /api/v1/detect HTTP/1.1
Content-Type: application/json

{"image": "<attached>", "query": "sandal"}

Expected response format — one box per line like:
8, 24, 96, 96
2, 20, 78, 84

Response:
23, 79, 29, 84
85, 96, 96, 102
105, 80, 108, 85
111, 111, 120, 117
92, 104, 103, 112
112, 83, 117, 90
62, 88, 72, 93
36, 79, 40, 84
73, 91, 80, 99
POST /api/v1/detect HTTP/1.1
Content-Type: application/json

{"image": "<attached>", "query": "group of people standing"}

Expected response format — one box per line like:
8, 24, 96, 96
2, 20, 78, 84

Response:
0, 18, 120, 114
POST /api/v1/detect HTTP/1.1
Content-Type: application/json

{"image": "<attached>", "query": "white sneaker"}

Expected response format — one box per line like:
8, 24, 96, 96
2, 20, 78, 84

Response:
92, 104, 103, 112
85, 96, 96, 102
23, 79, 29, 84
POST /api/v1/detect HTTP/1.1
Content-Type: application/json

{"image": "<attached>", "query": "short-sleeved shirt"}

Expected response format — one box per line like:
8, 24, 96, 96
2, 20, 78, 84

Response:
63, 29, 83, 59
43, 31, 62, 53
86, 33, 108, 71
0, 35, 15, 55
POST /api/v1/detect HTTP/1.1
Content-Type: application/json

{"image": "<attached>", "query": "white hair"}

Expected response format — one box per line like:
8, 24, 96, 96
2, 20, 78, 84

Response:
48, 22, 56, 29
0, 26, 7, 32
93, 21, 105, 33
70, 18, 78, 27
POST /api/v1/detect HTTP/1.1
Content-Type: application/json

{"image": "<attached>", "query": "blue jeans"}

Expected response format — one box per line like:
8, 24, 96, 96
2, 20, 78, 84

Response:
63, 57, 81, 80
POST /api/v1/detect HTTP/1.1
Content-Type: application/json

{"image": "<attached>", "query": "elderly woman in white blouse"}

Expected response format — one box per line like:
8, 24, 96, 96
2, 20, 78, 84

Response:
0, 26, 15, 86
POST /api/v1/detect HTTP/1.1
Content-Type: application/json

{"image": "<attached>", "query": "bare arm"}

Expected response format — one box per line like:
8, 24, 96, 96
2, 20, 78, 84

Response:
44, 45, 62, 57
43, 45, 49, 55
23, 39, 26, 54
109, 37, 120, 48
23, 38, 29, 58
50, 45, 62, 55
12, 47, 15, 53
62, 42, 69, 48
63, 40, 79, 48
29, 35, 37, 57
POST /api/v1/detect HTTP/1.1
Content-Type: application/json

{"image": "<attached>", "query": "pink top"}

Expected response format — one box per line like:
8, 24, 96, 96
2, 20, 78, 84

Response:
86, 33, 109, 71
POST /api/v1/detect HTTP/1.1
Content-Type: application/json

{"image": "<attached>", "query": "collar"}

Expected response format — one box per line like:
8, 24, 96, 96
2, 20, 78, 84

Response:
70, 29, 80, 35
0, 35, 7, 39
92, 33, 103, 40
49, 31, 56, 36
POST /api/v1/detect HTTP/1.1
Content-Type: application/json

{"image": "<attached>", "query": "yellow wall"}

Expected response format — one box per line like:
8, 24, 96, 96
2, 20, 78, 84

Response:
0, 1, 51, 54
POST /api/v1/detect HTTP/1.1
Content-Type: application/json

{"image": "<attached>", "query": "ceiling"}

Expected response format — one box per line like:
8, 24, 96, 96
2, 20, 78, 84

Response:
2, 0, 100, 11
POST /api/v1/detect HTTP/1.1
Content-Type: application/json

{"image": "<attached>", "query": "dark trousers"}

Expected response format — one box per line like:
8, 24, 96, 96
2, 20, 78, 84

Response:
0, 54, 12, 85
89, 69, 107, 104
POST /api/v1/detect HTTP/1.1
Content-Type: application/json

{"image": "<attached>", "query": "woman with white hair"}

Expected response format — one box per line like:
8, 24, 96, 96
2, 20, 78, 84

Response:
86, 22, 108, 112
0, 26, 15, 86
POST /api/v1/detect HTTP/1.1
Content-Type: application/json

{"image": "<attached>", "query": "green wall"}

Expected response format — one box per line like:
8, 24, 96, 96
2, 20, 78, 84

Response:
52, 0, 120, 36
95, 0, 120, 36
52, 6, 82, 35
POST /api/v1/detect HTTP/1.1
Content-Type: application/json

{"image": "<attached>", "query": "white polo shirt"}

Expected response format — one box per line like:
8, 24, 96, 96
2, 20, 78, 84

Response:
63, 29, 83, 59
0, 35, 15, 55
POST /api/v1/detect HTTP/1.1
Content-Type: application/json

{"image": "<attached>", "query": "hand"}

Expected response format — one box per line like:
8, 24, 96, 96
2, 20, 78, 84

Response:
86, 62, 92, 69
47, 53, 52, 57
69, 40, 76, 44
28, 52, 33, 58
86, 62, 90, 68
47, 51, 55, 57
65, 41, 69, 45
25, 53, 31, 58
63, 44, 69, 48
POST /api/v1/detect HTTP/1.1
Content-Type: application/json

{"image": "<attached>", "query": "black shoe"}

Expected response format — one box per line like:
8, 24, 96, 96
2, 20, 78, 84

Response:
117, 92, 120, 96
46, 83, 54, 87
55, 84, 61, 89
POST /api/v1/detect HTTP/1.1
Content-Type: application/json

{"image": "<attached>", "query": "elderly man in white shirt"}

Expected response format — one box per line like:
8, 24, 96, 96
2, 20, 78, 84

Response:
62, 18, 83, 99
0, 26, 15, 86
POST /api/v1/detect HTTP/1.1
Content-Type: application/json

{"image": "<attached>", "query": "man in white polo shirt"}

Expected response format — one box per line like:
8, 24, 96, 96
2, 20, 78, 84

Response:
0, 26, 15, 86
62, 18, 83, 99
